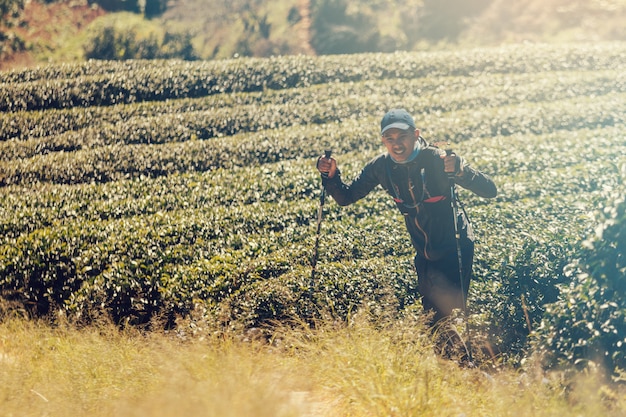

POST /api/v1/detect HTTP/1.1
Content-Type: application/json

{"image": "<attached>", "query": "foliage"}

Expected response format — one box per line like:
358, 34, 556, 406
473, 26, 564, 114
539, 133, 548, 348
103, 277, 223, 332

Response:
0, 0, 22, 17
95, 0, 140, 13
161, 0, 626, 59
144, 0, 168, 19
82, 14, 198, 61
535, 164, 626, 376
464, 0, 626, 45
472, 234, 576, 361
1, 43, 626, 371
310, 0, 380, 54
2, 42, 625, 112
5, 0, 626, 70
420, 0, 492, 41
0, 0, 24, 60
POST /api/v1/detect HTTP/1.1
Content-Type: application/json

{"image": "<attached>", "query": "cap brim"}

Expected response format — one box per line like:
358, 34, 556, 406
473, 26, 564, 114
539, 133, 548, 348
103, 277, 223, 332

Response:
381, 122, 411, 134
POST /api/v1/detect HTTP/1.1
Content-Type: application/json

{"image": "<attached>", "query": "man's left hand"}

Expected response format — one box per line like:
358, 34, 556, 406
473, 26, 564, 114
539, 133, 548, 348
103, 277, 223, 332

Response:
442, 152, 463, 176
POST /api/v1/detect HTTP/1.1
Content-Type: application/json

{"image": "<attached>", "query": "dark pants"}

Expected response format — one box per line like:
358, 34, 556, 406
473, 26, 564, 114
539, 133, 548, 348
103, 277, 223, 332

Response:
414, 238, 474, 325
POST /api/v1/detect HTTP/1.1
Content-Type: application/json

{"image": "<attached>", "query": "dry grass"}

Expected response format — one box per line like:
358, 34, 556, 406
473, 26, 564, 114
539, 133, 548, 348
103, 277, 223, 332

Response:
0, 314, 624, 417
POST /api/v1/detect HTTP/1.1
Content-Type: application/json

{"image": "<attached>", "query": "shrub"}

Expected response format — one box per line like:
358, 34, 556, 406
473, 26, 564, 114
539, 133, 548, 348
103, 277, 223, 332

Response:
1, 44, 626, 370
473, 236, 575, 361
536, 164, 626, 376
83, 15, 197, 61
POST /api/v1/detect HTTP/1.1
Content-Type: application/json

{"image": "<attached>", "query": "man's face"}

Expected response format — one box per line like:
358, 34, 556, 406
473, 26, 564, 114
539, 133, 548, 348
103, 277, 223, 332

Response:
381, 128, 419, 162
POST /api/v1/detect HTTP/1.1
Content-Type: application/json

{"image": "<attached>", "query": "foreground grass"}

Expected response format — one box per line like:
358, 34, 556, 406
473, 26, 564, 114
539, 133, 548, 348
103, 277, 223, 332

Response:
0, 315, 624, 417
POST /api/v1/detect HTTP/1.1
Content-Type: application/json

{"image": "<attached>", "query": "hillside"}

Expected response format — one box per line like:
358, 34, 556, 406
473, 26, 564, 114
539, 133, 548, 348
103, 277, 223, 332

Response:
3, 0, 626, 70
2, 41, 626, 369
2, 24, 626, 415
0, 0, 106, 69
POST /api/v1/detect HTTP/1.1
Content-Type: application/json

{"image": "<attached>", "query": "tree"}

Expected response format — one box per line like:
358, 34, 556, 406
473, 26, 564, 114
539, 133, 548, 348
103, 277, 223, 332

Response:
144, 0, 168, 19
1, 0, 25, 60
310, 0, 380, 54
83, 22, 197, 61
419, 0, 491, 41
0, 0, 22, 18
93, 0, 140, 13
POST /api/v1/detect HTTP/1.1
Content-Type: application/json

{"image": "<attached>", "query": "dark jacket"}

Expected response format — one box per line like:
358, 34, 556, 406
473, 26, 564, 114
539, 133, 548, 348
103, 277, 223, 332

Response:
323, 146, 497, 261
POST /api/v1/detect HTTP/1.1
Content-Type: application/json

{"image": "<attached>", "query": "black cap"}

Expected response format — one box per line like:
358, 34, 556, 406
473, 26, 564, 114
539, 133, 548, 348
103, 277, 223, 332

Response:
381, 109, 415, 134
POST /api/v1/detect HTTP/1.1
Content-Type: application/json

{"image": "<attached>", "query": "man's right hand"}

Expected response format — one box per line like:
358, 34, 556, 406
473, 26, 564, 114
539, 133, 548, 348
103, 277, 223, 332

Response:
317, 154, 337, 178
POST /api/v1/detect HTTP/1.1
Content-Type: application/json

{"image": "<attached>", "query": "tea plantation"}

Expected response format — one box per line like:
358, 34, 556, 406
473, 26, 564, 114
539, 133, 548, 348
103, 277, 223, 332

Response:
1, 42, 625, 373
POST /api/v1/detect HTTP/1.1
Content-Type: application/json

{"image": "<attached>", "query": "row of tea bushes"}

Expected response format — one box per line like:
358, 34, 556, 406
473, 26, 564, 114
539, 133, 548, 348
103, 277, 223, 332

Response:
2, 43, 626, 370
2, 42, 626, 111
2, 92, 625, 186
3, 68, 624, 141
1, 119, 621, 332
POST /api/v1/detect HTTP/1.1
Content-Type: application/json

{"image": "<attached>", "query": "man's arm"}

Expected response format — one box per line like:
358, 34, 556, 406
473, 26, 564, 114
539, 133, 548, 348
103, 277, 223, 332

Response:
454, 163, 498, 198
317, 155, 382, 206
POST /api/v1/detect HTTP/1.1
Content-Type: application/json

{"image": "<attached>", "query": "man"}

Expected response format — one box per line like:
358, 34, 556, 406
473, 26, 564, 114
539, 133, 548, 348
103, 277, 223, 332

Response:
317, 108, 497, 328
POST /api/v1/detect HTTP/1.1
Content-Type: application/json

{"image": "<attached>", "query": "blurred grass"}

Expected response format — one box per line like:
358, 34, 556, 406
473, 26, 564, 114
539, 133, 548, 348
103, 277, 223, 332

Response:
1, 314, 624, 417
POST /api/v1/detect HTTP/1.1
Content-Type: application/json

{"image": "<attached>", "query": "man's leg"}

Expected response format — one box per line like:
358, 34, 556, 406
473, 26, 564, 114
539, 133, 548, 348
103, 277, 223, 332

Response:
414, 239, 474, 325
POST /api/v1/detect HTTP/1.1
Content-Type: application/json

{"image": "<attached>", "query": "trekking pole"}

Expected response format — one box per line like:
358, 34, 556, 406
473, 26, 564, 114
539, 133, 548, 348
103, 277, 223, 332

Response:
446, 149, 474, 364
310, 149, 332, 294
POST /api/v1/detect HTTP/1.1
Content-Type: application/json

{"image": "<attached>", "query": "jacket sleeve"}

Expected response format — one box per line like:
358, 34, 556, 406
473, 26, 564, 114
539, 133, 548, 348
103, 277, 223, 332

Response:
322, 159, 382, 206
454, 163, 498, 198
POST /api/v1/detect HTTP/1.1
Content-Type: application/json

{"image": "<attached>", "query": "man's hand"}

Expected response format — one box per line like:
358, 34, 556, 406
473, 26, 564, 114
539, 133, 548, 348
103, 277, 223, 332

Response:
442, 151, 464, 177
317, 154, 337, 178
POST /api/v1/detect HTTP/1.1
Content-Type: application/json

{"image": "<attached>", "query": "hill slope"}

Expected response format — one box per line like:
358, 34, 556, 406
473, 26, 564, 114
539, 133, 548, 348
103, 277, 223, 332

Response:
3, 0, 626, 69
0, 0, 105, 69
1, 42, 626, 372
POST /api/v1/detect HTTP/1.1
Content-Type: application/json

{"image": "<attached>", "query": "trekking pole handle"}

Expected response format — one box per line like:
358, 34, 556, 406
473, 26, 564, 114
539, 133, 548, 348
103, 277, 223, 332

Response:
320, 149, 333, 180
444, 149, 457, 179
320, 150, 332, 205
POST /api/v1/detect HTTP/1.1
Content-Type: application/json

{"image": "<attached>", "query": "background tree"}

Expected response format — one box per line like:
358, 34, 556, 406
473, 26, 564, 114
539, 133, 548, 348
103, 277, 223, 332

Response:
1, 0, 23, 17
93, 0, 140, 13
0, 0, 25, 60
310, 0, 380, 54
418, 0, 491, 41
83, 16, 198, 60
144, 0, 168, 19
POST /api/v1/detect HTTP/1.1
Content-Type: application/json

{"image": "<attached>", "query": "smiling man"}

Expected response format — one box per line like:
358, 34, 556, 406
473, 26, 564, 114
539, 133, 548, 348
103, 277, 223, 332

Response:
316, 108, 497, 341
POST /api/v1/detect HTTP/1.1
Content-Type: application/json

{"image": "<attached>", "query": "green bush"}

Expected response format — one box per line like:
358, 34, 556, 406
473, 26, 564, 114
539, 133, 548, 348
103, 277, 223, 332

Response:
2, 44, 626, 369
473, 236, 575, 361
83, 24, 197, 61
536, 164, 626, 376
310, 0, 380, 54
4, 42, 626, 111
0, 227, 87, 317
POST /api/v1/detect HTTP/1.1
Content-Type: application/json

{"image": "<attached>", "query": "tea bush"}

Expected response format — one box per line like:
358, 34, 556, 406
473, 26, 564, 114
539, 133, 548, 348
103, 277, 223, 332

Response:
2, 43, 626, 368
3, 69, 623, 142
2, 42, 626, 111
2, 94, 626, 187
535, 164, 626, 376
